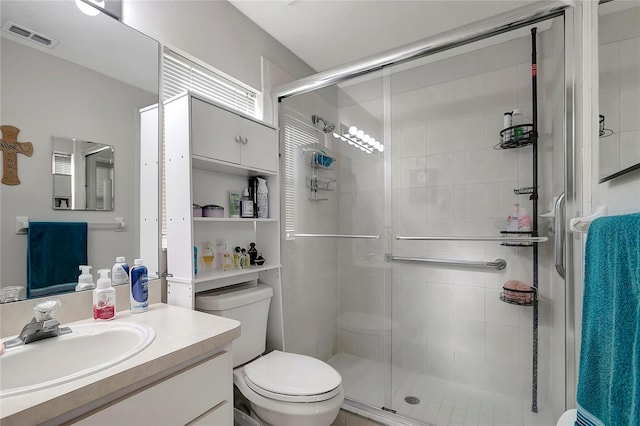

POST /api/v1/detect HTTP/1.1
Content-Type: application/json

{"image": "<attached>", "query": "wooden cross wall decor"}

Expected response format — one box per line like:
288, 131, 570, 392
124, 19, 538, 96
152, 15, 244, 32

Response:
0, 125, 33, 185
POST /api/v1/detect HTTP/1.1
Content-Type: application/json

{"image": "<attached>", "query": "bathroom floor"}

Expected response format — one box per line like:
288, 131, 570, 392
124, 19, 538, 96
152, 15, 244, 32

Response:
328, 353, 555, 426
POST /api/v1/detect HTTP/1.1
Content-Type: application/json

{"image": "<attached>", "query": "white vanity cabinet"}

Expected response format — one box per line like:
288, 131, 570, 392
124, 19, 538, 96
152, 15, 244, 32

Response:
191, 97, 276, 173
73, 350, 233, 425
164, 92, 281, 310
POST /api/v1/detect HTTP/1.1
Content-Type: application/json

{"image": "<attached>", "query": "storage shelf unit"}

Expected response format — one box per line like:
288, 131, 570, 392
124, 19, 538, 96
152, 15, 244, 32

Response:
164, 91, 281, 310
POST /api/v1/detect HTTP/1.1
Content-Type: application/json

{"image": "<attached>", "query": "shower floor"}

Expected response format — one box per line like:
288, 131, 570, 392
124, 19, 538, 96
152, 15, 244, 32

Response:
327, 353, 555, 426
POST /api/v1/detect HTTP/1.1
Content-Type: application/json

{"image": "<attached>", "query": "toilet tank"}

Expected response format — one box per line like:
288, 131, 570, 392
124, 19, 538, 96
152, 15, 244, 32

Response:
195, 283, 273, 367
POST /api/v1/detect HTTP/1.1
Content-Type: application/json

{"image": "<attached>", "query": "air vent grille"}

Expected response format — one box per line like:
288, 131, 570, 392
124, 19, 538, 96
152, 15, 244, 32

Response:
2, 21, 58, 48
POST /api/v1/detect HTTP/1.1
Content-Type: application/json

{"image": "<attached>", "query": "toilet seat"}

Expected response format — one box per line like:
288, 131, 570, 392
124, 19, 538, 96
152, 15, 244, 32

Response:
243, 350, 342, 403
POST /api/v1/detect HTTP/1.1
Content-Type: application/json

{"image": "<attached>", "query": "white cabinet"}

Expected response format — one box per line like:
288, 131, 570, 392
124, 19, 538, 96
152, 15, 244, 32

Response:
73, 350, 233, 425
164, 92, 281, 309
191, 97, 277, 173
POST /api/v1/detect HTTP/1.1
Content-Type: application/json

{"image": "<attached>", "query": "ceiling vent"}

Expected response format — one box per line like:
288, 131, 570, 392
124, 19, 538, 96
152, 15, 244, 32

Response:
2, 21, 58, 48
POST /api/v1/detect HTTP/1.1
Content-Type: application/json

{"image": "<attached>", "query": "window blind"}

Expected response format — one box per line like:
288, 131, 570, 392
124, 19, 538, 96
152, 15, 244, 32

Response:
160, 49, 260, 242
53, 152, 72, 175
283, 113, 322, 237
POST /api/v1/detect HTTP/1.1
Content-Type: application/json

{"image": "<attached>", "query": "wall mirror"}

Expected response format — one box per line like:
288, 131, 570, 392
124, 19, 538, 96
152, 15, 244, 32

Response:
52, 137, 115, 211
598, 0, 640, 183
1, 0, 160, 299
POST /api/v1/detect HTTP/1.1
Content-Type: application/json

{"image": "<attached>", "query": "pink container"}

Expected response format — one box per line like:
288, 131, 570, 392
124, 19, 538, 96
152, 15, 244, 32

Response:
203, 205, 224, 218
193, 204, 202, 217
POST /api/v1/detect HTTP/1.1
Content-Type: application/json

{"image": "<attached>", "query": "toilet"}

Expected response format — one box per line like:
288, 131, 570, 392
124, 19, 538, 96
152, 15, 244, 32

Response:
196, 283, 344, 426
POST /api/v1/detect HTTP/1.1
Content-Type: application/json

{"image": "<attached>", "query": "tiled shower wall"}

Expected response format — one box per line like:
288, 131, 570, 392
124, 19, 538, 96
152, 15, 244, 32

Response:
336, 30, 563, 400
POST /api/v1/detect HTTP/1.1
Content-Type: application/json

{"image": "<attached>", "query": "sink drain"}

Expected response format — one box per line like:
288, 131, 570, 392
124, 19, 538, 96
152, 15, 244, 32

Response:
405, 396, 420, 405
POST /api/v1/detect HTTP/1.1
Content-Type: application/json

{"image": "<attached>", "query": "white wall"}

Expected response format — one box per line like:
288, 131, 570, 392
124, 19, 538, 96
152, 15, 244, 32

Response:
0, 39, 156, 291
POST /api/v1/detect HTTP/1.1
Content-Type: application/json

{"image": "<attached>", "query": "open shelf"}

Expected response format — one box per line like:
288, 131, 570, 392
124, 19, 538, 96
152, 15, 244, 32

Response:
495, 124, 535, 149
193, 217, 278, 223
190, 264, 280, 284
191, 154, 277, 177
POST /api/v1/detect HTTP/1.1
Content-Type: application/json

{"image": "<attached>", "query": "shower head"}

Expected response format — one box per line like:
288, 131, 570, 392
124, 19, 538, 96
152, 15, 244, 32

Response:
312, 115, 335, 133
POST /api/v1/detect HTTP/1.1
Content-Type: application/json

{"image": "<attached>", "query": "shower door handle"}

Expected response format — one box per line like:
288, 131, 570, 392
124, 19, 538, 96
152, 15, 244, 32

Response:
554, 192, 566, 278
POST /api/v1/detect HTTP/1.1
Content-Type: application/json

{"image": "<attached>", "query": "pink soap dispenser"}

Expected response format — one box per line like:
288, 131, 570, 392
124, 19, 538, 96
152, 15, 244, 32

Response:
93, 269, 116, 320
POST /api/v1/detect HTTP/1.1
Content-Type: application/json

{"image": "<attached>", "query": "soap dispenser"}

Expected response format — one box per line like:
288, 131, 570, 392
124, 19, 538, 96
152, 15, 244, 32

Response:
93, 269, 115, 320
76, 265, 95, 292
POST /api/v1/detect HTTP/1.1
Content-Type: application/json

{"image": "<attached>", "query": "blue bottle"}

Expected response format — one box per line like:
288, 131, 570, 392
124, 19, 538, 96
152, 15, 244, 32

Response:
130, 258, 148, 313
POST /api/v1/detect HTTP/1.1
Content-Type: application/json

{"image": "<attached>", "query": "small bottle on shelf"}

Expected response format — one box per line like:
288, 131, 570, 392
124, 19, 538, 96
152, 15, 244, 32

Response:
512, 108, 524, 139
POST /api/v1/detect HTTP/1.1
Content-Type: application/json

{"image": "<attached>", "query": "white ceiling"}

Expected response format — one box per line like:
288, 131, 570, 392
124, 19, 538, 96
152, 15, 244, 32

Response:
229, 0, 544, 72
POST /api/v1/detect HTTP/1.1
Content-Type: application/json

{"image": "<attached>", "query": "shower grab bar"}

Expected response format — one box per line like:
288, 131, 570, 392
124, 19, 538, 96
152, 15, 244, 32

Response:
554, 193, 566, 278
395, 235, 548, 242
291, 233, 380, 239
388, 255, 507, 270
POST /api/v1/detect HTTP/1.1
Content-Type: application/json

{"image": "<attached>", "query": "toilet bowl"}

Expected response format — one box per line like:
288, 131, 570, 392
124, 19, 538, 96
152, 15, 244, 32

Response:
196, 283, 344, 426
556, 409, 577, 426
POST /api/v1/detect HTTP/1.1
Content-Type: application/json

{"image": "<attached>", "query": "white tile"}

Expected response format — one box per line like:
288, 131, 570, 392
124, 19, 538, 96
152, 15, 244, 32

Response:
427, 119, 455, 155
426, 282, 455, 317
483, 67, 518, 111
453, 75, 483, 116
455, 286, 485, 321
427, 314, 454, 351
598, 42, 620, 94
402, 279, 428, 312
454, 351, 485, 387
426, 152, 455, 186
402, 340, 428, 373
619, 37, 640, 90
485, 288, 520, 326
426, 186, 455, 218
485, 323, 519, 362
620, 130, 640, 169
620, 87, 640, 131
454, 184, 486, 219
452, 113, 484, 152
454, 319, 485, 354
454, 150, 486, 185
484, 149, 519, 183
401, 308, 428, 345
427, 346, 455, 380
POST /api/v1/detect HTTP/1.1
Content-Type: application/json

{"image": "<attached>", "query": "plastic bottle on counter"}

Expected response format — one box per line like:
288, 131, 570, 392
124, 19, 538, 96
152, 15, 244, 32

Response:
518, 207, 532, 232
93, 269, 115, 320
111, 256, 129, 286
130, 259, 149, 313
512, 108, 524, 139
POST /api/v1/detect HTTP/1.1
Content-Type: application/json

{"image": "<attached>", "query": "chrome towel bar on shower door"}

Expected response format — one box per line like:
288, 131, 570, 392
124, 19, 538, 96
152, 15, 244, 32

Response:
291, 233, 380, 239
388, 255, 507, 270
395, 235, 549, 243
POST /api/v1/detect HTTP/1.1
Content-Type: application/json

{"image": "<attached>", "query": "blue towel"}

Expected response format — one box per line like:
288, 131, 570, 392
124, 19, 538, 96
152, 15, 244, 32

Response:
576, 213, 640, 426
27, 222, 88, 298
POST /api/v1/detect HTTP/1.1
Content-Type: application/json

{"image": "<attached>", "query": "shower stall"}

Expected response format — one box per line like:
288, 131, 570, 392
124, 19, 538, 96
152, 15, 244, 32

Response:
277, 4, 574, 425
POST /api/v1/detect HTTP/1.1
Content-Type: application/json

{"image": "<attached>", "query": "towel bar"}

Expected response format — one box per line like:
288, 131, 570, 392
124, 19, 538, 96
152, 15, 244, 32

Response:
15, 216, 125, 235
388, 255, 507, 270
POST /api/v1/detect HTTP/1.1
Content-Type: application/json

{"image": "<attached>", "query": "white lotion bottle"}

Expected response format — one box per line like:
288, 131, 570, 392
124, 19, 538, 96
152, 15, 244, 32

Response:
76, 265, 95, 291
257, 177, 268, 218
93, 269, 115, 320
112, 256, 129, 286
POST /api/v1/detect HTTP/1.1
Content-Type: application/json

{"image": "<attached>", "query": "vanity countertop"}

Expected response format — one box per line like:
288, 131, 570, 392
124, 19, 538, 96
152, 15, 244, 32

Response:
0, 303, 241, 425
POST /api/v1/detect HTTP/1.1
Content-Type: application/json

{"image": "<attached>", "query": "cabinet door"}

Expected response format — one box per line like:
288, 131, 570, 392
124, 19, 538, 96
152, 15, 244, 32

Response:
240, 118, 277, 173
191, 98, 241, 164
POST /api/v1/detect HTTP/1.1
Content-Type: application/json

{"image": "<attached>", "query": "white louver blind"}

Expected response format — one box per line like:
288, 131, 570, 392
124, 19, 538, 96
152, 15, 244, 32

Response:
53, 153, 72, 175
284, 113, 321, 237
162, 49, 257, 117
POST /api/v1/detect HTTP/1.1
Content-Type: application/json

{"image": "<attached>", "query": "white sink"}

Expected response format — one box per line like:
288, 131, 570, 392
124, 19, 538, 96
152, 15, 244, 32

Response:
0, 321, 155, 398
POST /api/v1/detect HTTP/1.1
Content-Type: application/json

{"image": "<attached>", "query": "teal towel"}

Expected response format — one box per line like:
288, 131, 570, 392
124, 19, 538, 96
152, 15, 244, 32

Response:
27, 222, 88, 298
576, 213, 640, 426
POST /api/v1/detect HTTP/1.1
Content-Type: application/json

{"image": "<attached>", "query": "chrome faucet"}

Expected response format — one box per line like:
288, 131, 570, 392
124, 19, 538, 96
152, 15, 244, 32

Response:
3, 299, 72, 349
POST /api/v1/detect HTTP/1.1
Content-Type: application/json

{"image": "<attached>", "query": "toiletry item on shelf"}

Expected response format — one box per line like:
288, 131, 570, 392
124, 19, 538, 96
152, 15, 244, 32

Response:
201, 242, 214, 269
257, 177, 269, 218
255, 252, 265, 266
111, 256, 129, 286
203, 204, 224, 218
507, 204, 520, 232
242, 249, 250, 269
518, 207, 532, 231
248, 242, 258, 265
229, 191, 241, 218
76, 265, 95, 292
194, 246, 198, 275
248, 177, 259, 218
215, 238, 226, 269
512, 108, 524, 138
240, 188, 254, 218
193, 204, 203, 217
222, 251, 234, 271
93, 269, 115, 320
503, 112, 513, 143
130, 258, 149, 313
234, 246, 241, 269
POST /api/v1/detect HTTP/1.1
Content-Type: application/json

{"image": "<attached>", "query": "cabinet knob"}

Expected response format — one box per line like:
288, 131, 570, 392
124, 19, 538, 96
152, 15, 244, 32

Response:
242, 137, 249, 145
235, 136, 242, 143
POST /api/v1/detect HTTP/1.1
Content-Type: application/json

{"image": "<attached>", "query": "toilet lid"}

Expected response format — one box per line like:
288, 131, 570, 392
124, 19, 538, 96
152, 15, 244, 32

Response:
243, 351, 342, 403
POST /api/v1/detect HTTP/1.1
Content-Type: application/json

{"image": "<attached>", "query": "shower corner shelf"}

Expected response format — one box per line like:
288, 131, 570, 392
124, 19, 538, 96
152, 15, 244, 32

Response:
306, 176, 336, 191
499, 231, 535, 247
499, 289, 536, 306
303, 147, 336, 170
513, 186, 537, 195
496, 124, 535, 150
